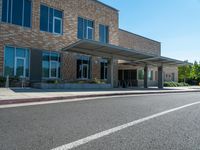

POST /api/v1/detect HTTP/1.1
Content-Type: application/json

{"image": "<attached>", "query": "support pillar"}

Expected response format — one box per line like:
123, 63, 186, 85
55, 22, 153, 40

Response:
158, 65, 164, 89
144, 65, 148, 88
110, 57, 114, 88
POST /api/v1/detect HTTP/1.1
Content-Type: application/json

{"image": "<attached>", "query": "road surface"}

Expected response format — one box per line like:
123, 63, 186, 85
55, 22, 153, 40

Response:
0, 92, 200, 150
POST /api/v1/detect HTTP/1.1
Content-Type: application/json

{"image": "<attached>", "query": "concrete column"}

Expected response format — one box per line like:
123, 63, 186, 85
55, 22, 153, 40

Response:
110, 57, 114, 88
144, 65, 148, 88
158, 66, 164, 89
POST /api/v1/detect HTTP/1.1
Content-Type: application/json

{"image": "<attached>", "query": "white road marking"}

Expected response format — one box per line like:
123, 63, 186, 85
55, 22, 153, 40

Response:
0, 92, 191, 109
51, 101, 200, 150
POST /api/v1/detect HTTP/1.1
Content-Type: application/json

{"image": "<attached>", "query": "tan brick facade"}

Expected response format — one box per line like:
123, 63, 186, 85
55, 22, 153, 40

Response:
0, 0, 178, 88
119, 29, 161, 56
0, 0, 119, 80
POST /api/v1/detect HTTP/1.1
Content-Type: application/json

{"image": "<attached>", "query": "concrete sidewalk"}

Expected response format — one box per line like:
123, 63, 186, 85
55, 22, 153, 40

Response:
0, 87, 200, 105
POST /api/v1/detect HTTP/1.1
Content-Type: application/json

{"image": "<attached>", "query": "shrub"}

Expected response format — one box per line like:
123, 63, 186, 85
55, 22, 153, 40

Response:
0, 76, 6, 84
46, 80, 60, 84
164, 81, 190, 87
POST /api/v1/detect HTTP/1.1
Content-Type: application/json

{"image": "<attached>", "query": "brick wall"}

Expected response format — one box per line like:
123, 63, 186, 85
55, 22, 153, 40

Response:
164, 67, 178, 82
119, 29, 161, 56
0, 0, 119, 77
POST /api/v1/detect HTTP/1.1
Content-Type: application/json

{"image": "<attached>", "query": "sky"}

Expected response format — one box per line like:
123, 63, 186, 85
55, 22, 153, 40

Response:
99, 0, 200, 63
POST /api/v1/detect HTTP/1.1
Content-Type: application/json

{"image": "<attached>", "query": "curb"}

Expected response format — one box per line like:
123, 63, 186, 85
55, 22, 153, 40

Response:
0, 90, 200, 106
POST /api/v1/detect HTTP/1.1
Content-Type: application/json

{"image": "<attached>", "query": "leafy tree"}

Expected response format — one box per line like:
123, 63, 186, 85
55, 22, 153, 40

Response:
178, 61, 192, 82
191, 61, 200, 80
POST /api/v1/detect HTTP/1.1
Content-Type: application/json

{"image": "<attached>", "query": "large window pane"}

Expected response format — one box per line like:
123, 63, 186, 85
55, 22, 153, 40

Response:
99, 24, 104, 43
83, 19, 87, 38
49, 8, 53, 33
4, 47, 15, 76
77, 17, 83, 39
42, 52, 60, 78
40, 5, 63, 34
2, 0, 8, 22
40, 5, 49, 32
16, 48, 26, 57
54, 9, 62, 18
138, 70, 144, 80
12, 0, 23, 25
4, 47, 30, 77
50, 61, 57, 78
105, 26, 109, 43
54, 18, 62, 34
23, 0, 31, 27
99, 24, 109, 43
77, 17, 94, 40
16, 58, 25, 77
42, 61, 49, 78
77, 56, 90, 79
8, 0, 12, 23
87, 28, 93, 40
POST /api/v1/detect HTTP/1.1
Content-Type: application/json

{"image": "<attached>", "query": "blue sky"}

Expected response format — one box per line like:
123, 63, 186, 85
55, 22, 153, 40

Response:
100, 0, 200, 63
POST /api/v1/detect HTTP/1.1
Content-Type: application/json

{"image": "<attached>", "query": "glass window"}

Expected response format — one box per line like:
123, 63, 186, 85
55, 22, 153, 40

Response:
148, 70, 153, 80
138, 70, 144, 80
40, 5, 49, 32
77, 17, 94, 40
40, 4, 63, 34
16, 58, 25, 77
23, 0, 32, 27
77, 56, 90, 79
4, 47, 15, 76
4, 46, 30, 77
2, 0, 32, 27
54, 18, 62, 34
99, 24, 109, 43
2, 0, 8, 22
42, 52, 60, 78
12, 0, 23, 25
77, 17, 84, 39
100, 59, 108, 80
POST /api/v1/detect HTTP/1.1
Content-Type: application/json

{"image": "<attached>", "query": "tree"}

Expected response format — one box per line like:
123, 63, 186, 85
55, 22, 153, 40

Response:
191, 61, 200, 81
178, 62, 192, 82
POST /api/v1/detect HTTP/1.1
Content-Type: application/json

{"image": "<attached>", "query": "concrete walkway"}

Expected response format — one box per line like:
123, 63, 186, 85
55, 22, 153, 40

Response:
0, 87, 200, 105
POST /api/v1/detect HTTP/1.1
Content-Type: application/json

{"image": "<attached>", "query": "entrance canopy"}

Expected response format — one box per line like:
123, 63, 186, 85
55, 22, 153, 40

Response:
63, 40, 190, 66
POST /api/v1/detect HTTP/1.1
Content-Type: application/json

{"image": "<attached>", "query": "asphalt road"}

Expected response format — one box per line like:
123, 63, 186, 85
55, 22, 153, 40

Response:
0, 92, 200, 150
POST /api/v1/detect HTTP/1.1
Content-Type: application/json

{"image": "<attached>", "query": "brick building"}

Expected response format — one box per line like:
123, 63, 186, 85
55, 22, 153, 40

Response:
0, 0, 185, 88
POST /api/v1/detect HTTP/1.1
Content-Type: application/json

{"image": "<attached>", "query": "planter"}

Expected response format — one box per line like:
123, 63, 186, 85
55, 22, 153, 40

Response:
32, 83, 112, 89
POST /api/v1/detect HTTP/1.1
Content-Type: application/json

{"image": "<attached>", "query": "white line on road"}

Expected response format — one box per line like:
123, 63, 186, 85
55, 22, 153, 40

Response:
51, 101, 200, 150
0, 92, 192, 109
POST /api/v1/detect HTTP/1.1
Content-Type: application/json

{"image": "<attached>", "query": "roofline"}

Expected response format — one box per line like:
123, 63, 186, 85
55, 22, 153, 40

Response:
119, 28, 161, 44
94, 0, 119, 12
63, 39, 190, 66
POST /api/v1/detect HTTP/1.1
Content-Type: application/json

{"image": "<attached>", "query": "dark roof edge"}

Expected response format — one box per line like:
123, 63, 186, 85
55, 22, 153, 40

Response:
93, 0, 119, 12
119, 28, 161, 44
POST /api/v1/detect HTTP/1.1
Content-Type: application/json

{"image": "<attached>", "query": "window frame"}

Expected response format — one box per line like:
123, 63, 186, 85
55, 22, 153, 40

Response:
42, 51, 61, 79
100, 59, 108, 80
3, 46, 30, 78
53, 16, 63, 34
77, 16, 94, 40
77, 55, 91, 80
2, 0, 32, 28
99, 24, 109, 43
40, 4, 63, 35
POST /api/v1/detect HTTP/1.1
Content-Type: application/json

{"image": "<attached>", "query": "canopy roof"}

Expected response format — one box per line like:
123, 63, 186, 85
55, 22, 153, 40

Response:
62, 40, 190, 66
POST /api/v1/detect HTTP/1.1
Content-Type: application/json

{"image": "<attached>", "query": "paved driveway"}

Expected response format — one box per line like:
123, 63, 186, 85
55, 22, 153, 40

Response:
0, 92, 200, 150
